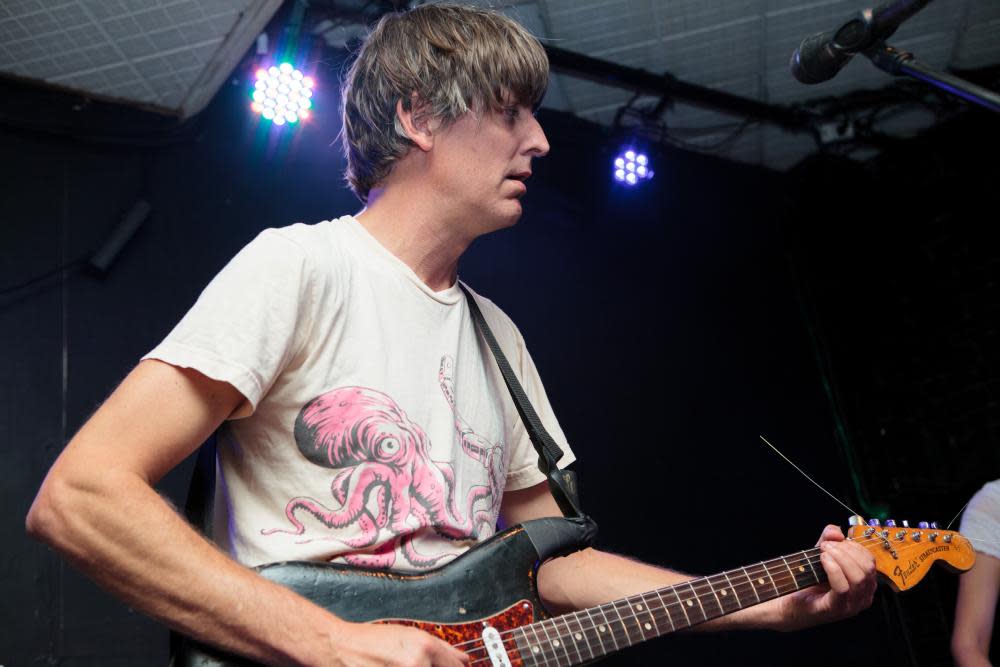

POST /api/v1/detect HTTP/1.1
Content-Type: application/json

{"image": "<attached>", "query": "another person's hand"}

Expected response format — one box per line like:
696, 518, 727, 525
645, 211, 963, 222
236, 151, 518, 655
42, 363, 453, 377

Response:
776, 524, 877, 631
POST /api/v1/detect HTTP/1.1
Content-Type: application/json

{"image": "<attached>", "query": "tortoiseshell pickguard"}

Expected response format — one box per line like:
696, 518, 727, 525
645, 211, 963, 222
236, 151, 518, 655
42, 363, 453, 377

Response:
376, 600, 537, 666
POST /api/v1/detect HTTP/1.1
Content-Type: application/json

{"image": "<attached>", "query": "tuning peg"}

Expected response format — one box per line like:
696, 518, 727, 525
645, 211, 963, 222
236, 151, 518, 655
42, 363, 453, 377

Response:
918, 521, 930, 529
930, 521, 938, 529
885, 519, 897, 527
849, 515, 866, 526
902, 520, 910, 528
868, 518, 881, 527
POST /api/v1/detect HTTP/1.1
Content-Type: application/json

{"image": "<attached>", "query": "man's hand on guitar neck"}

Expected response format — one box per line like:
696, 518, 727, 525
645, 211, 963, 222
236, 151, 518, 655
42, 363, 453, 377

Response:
503, 483, 877, 632
772, 524, 878, 632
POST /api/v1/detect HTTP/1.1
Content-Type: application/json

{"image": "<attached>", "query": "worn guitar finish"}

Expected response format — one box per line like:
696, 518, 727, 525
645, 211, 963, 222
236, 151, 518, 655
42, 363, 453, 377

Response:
176, 516, 975, 667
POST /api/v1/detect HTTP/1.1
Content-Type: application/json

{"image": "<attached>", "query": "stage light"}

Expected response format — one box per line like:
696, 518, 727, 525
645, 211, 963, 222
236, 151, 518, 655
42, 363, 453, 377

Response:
612, 147, 654, 187
250, 62, 314, 127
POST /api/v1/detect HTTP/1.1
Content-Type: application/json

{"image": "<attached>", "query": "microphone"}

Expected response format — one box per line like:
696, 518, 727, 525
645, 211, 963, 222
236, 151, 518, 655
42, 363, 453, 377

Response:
790, 0, 932, 84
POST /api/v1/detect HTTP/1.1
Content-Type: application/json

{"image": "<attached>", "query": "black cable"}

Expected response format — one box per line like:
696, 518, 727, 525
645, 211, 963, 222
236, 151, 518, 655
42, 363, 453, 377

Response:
0, 257, 87, 297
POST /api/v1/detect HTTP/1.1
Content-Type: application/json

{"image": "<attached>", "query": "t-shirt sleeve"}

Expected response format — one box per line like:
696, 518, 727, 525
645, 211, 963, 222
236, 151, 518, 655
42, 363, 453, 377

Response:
142, 228, 316, 418
500, 319, 576, 492
960, 480, 1000, 560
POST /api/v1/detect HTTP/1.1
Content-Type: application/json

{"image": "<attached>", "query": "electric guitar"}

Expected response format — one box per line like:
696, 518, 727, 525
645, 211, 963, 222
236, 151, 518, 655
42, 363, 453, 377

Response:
175, 516, 975, 666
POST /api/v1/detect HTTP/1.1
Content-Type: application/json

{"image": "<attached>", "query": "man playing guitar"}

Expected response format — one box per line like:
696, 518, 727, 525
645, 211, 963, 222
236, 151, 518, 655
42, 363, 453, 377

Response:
27, 4, 877, 666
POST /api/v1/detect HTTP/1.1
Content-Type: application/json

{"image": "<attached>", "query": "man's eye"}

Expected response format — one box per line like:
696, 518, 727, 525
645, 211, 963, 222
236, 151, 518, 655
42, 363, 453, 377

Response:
504, 106, 520, 120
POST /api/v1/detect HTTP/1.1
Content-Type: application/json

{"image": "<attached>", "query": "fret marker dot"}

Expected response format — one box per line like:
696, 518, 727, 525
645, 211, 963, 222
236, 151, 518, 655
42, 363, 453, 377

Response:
635, 604, 644, 611
686, 600, 693, 607
798, 566, 805, 572
532, 646, 540, 654
552, 640, 560, 647
644, 622, 652, 630
575, 633, 582, 641
757, 578, 765, 585
720, 589, 728, 596
599, 625, 606, 632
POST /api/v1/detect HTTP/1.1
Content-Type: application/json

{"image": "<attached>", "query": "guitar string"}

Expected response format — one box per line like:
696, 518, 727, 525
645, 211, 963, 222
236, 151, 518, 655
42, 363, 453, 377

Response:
758, 435, 863, 519
452, 533, 892, 661
945, 499, 971, 530
453, 531, 964, 664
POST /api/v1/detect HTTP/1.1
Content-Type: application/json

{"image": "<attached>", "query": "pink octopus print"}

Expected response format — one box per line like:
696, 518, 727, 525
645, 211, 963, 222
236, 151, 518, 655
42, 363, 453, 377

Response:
261, 355, 506, 570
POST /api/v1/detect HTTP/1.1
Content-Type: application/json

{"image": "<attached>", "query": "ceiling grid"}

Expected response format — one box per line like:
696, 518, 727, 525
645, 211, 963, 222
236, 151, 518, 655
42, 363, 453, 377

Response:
0, 1, 996, 170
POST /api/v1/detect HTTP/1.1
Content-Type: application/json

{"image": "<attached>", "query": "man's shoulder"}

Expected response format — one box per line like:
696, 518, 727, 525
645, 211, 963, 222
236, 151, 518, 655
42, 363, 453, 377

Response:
459, 281, 523, 344
257, 217, 352, 252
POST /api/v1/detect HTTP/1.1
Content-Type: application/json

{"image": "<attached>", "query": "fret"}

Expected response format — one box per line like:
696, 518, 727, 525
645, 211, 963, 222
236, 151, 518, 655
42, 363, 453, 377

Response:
651, 588, 677, 633
740, 566, 762, 604
707, 573, 741, 615
610, 598, 646, 644
594, 603, 621, 652
684, 581, 709, 624
524, 623, 550, 667
638, 592, 664, 636
698, 577, 726, 618
668, 584, 693, 628
720, 571, 743, 610
515, 626, 544, 667
745, 562, 779, 600
762, 562, 782, 597
613, 598, 641, 646
567, 611, 598, 663
625, 597, 656, 642
763, 559, 792, 596
801, 549, 822, 586
556, 613, 586, 665
538, 618, 570, 667
780, 555, 797, 585
626, 596, 660, 640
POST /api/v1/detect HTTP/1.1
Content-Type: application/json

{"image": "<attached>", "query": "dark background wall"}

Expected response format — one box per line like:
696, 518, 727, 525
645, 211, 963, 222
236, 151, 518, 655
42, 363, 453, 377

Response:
2, 63, 997, 666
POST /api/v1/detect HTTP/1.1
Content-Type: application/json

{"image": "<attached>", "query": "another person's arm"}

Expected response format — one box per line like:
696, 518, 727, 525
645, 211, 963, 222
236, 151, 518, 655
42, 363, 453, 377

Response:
952, 553, 1000, 667
502, 482, 876, 631
27, 359, 469, 667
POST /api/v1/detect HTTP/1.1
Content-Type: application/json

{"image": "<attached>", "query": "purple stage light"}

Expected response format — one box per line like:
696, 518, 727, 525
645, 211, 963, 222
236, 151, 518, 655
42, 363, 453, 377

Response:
612, 147, 654, 187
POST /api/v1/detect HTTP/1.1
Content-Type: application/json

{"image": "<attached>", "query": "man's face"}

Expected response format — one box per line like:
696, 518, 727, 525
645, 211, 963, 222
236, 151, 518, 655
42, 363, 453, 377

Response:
427, 102, 550, 236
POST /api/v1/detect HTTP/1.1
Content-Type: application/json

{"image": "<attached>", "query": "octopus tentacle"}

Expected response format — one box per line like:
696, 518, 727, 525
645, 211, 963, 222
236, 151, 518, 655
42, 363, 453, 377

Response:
342, 536, 399, 570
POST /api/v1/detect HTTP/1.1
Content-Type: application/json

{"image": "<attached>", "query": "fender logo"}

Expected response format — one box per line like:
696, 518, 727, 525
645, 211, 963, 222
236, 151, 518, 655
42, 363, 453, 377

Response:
892, 545, 950, 585
893, 560, 920, 586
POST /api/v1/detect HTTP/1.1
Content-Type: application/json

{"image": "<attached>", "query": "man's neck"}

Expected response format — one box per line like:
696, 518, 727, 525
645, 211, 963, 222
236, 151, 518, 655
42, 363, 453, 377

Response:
355, 182, 475, 293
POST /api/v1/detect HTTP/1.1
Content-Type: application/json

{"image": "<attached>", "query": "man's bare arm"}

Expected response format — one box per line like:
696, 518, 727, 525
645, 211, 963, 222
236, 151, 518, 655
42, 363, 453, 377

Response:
26, 359, 468, 667
501, 482, 875, 631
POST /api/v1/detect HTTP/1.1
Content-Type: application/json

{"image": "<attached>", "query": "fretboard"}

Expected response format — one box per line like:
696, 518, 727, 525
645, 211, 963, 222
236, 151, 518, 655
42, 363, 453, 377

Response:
513, 547, 826, 667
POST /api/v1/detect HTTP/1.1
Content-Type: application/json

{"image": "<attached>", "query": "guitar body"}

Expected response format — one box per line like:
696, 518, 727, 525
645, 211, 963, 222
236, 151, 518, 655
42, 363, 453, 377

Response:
175, 517, 597, 667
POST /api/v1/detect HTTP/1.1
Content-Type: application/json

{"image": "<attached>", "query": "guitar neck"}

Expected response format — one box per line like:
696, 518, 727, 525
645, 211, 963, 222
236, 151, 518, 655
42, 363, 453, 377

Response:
512, 546, 826, 666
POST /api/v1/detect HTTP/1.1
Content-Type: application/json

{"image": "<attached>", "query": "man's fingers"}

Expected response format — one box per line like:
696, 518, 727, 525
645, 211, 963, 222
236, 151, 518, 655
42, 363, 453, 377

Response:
819, 546, 850, 593
816, 524, 845, 545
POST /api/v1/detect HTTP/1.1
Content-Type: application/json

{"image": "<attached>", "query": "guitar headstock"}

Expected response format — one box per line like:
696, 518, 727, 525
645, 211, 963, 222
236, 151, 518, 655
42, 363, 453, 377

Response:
847, 517, 976, 591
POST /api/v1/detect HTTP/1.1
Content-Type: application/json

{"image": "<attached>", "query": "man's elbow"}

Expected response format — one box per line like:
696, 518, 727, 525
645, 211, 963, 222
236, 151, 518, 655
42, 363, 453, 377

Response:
26, 473, 81, 547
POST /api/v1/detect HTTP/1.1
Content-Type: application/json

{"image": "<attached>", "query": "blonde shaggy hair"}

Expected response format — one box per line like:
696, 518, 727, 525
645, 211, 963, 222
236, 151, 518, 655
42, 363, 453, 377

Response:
340, 3, 549, 202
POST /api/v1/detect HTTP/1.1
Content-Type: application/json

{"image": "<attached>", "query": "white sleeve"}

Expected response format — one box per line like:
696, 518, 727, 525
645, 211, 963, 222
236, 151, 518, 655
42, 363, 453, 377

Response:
960, 480, 1000, 560
142, 228, 316, 418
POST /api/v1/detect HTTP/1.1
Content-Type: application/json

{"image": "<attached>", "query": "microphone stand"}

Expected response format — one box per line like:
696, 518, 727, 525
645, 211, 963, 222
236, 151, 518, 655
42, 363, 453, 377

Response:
864, 42, 1000, 114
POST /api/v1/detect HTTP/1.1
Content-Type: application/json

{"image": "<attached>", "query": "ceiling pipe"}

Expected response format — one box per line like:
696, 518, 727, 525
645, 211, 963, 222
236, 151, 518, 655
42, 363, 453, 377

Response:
544, 45, 816, 133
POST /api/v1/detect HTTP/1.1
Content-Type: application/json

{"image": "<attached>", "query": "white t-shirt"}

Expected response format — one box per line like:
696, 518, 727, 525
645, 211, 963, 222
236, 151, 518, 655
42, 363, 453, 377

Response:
960, 479, 1000, 560
144, 216, 574, 571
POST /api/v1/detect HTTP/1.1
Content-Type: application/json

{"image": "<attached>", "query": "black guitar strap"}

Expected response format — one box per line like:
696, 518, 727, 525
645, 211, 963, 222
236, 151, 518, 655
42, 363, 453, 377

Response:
458, 282, 585, 519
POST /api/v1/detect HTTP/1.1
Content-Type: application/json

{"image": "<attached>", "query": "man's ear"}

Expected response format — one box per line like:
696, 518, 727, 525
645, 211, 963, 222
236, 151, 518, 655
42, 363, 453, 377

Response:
396, 97, 435, 152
